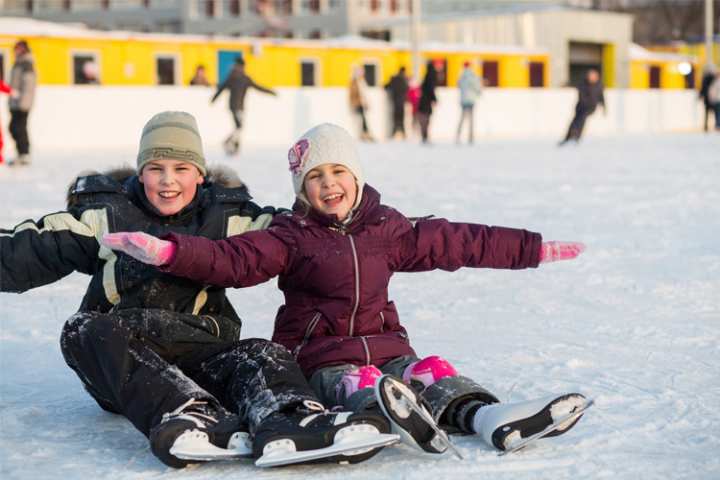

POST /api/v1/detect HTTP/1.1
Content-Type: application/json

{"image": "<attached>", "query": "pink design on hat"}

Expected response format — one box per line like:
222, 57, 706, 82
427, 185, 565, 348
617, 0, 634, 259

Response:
288, 138, 309, 176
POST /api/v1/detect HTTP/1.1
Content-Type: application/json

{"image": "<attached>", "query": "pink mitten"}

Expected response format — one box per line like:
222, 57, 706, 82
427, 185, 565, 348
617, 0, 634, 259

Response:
540, 241, 586, 264
102, 232, 177, 266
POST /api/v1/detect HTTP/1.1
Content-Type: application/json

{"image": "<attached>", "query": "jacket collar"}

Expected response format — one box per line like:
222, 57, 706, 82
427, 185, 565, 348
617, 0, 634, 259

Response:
292, 184, 384, 232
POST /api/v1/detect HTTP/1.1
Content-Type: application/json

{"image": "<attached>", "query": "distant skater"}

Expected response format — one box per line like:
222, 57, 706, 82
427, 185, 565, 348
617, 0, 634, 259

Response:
7, 39, 36, 166
455, 61, 482, 145
418, 61, 438, 144
385, 67, 409, 140
559, 69, 605, 146
349, 67, 375, 142
211, 56, 277, 156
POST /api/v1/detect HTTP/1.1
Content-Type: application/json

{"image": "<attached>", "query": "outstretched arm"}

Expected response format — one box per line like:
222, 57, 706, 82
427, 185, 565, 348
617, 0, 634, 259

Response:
250, 78, 277, 96
210, 78, 228, 103
394, 217, 585, 272
1, 211, 102, 292
102, 229, 288, 288
395, 218, 543, 272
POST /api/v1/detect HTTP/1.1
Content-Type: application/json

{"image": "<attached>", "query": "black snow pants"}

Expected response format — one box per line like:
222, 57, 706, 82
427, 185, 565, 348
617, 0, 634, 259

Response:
9, 109, 30, 155
564, 105, 592, 142
60, 309, 318, 437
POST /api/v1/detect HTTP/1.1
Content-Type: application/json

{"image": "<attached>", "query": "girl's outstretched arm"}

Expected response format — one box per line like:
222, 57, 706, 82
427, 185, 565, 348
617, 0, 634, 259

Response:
103, 229, 288, 288
395, 218, 543, 272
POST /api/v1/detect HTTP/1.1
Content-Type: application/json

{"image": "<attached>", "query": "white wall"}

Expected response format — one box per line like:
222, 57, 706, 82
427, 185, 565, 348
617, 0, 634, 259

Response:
0, 86, 705, 157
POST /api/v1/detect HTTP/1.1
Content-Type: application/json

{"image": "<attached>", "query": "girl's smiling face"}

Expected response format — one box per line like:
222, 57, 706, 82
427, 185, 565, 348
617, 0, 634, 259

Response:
303, 163, 358, 222
139, 159, 204, 216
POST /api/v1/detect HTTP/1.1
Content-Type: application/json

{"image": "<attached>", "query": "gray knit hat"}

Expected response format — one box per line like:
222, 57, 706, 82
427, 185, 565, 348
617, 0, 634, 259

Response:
137, 111, 207, 176
288, 123, 364, 208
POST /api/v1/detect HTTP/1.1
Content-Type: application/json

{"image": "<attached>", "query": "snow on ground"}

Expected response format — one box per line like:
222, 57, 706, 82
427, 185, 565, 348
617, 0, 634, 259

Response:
1, 133, 719, 479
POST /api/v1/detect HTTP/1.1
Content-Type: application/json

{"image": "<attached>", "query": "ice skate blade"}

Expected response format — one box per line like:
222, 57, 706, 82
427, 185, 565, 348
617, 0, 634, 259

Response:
497, 398, 594, 456
255, 428, 399, 468
170, 430, 252, 461
375, 375, 462, 460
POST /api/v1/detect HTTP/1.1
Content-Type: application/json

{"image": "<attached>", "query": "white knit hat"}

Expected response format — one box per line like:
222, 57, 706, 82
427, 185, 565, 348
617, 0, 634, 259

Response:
288, 123, 365, 208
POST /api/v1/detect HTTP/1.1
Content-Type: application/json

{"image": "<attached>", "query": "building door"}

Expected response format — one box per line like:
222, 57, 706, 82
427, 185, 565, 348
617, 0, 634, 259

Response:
482, 61, 499, 87
529, 62, 544, 87
568, 42, 603, 87
218, 50, 245, 84
649, 65, 661, 89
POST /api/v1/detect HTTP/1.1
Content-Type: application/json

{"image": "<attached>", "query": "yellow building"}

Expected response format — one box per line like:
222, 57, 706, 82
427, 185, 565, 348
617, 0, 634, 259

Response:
629, 43, 698, 90
0, 18, 549, 89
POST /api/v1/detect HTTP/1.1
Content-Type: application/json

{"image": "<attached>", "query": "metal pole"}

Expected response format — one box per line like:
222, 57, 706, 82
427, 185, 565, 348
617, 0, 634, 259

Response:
410, 0, 421, 81
706, 0, 715, 67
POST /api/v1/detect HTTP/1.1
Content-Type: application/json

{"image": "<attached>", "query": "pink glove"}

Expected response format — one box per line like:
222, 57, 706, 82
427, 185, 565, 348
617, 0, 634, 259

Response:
102, 232, 177, 266
540, 241, 586, 264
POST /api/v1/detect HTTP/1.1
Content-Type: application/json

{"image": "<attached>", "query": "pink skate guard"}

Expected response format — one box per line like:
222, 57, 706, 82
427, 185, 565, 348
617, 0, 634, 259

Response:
403, 356, 458, 389
337, 365, 383, 402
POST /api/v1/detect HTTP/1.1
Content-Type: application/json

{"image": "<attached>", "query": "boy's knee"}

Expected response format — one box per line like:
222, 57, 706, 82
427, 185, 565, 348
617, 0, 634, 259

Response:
241, 338, 293, 360
61, 312, 104, 347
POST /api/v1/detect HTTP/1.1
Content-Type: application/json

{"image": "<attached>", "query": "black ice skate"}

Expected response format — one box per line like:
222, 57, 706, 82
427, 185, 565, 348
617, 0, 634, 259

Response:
475, 393, 592, 455
375, 375, 463, 459
149, 399, 252, 468
253, 400, 399, 468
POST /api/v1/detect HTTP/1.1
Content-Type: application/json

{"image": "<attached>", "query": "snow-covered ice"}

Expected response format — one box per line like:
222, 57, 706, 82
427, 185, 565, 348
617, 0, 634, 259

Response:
1, 133, 719, 479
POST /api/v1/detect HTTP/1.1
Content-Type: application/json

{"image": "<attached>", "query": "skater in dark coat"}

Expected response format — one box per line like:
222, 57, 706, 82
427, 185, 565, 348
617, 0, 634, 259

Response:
699, 66, 718, 132
106, 123, 591, 456
559, 69, 605, 145
384, 66, 409, 139
0, 112, 392, 469
418, 61, 438, 144
211, 56, 277, 155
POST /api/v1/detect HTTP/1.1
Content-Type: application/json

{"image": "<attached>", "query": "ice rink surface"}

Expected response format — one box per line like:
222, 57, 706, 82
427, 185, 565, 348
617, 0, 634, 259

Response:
1, 133, 719, 479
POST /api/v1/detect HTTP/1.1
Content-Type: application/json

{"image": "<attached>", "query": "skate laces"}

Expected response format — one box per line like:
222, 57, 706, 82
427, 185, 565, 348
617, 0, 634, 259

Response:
162, 398, 218, 428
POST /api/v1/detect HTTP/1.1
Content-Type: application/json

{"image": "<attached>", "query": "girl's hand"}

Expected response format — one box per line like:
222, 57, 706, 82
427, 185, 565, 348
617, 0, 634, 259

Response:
102, 232, 177, 266
540, 241, 586, 264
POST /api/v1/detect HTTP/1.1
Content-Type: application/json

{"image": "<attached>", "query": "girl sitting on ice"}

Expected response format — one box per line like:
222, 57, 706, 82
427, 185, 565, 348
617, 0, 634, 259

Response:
104, 123, 588, 455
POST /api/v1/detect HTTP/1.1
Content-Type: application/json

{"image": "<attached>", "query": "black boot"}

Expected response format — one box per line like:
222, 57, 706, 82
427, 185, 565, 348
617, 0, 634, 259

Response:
253, 401, 394, 467
149, 399, 250, 468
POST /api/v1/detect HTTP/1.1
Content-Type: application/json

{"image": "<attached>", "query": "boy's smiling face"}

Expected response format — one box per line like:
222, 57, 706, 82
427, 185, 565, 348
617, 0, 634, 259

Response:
303, 163, 358, 222
139, 159, 204, 216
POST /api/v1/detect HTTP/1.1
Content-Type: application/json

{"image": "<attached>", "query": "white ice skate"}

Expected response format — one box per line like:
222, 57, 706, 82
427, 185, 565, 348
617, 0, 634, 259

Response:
474, 393, 591, 454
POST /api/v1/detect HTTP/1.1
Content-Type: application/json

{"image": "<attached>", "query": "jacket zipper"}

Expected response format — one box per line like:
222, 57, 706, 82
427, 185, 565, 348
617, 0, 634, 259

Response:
379, 311, 385, 333
360, 336, 371, 366
347, 234, 360, 337
293, 312, 322, 358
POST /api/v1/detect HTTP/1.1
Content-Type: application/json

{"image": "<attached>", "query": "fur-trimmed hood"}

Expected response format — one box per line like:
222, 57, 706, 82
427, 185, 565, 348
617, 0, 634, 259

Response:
66, 164, 248, 207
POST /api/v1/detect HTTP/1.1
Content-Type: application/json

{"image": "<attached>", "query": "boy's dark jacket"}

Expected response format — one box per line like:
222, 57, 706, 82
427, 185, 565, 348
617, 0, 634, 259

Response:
0, 166, 275, 333
160, 185, 543, 376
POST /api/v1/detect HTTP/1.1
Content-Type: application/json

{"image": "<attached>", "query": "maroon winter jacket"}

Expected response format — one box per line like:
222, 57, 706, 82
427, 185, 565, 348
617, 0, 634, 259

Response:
162, 185, 542, 376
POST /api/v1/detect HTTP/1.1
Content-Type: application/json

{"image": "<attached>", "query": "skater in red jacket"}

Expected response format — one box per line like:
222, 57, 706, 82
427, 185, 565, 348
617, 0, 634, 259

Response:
105, 123, 591, 456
